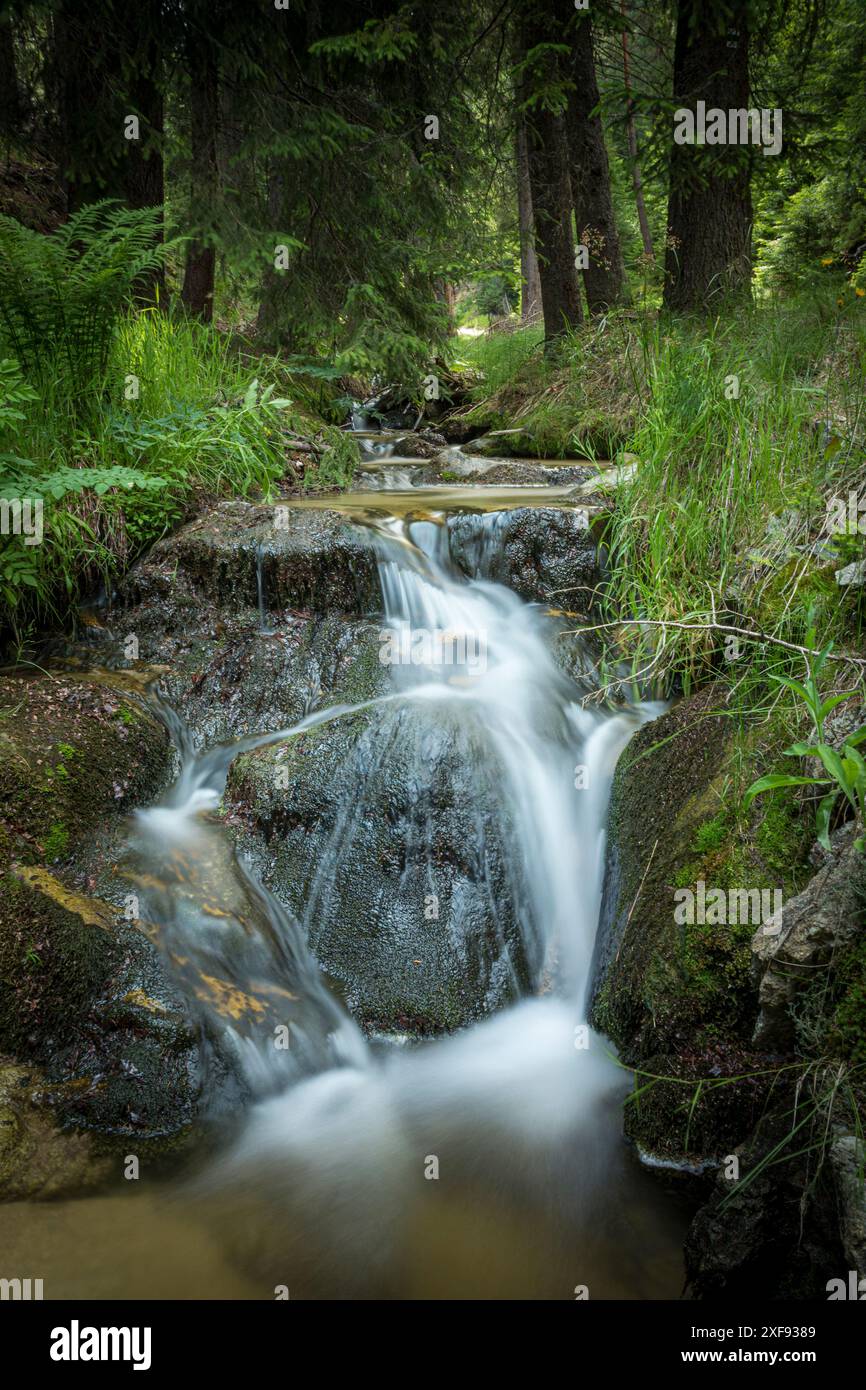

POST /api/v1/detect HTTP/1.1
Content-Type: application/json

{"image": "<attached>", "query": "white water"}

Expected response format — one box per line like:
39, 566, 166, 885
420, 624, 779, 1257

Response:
126, 499, 678, 1298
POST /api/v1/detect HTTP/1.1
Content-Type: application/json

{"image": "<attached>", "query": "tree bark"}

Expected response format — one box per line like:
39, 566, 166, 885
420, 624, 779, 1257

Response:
564, 13, 627, 314
56, 0, 164, 224
621, 0, 654, 260
517, 2, 582, 345
0, 8, 21, 150
181, 19, 220, 321
664, 0, 752, 311
516, 114, 542, 323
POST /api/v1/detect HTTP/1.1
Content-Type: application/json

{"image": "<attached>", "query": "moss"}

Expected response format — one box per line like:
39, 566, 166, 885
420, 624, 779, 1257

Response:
692, 812, 729, 855
43, 822, 69, 859
0, 671, 171, 866
592, 683, 814, 1068
809, 924, 866, 1067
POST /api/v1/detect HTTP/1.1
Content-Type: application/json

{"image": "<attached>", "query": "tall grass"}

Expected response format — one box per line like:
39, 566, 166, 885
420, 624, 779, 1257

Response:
604, 299, 865, 697
455, 296, 865, 700
0, 310, 306, 640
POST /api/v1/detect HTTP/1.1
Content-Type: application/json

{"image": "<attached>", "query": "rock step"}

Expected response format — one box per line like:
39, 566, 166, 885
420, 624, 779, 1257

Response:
117, 493, 603, 619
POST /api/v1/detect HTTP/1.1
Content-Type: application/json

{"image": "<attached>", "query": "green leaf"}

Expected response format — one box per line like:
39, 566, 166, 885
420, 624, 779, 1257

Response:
744, 773, 829, 809
815, 790, 839, 851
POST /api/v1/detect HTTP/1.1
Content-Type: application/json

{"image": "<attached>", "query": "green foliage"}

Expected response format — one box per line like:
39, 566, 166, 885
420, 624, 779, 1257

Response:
305, 426, 359, 491
744, 641, 866, 851
0, 202, 165, 408
0, 309, 304, 638
601, 296, 866, 694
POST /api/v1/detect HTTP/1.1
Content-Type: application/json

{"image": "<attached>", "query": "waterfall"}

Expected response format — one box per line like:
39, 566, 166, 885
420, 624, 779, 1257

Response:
125, 498, 675, 1297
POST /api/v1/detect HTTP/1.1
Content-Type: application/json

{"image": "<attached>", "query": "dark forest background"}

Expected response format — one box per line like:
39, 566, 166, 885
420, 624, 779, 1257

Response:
0, 0, 863, 673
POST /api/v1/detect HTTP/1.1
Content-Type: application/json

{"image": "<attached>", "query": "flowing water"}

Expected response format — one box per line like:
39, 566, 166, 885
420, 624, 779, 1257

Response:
0, 446, 690, 1299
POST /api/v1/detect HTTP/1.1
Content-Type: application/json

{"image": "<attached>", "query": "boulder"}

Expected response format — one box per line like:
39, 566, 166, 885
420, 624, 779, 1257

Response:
0, 671, 200, 1144
0, 1059, 110, 1200
447, 506, 601, 607
751, 828, 866, 1050
117, 499, 382, 621
224, 639, 537, 1033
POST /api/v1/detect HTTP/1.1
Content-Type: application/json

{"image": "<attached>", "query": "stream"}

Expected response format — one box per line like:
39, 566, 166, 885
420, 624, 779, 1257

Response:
1, 432, 692, 1299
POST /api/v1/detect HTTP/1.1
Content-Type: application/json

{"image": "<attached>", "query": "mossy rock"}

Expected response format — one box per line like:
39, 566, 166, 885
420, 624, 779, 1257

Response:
684, 1105, 847, 1299
0, 670, 171, 866
0, 864, 200, 1143
0, 670, 200, 1145
117, 498, 382, 621
590, 684, 812, 1064
623, 1050, 776, 1164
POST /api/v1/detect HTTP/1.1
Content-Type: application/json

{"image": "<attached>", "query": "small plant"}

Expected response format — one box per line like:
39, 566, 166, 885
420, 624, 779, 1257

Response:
744, 639, 866, 851
0, 201, 165, 410
305, 426, 359, 490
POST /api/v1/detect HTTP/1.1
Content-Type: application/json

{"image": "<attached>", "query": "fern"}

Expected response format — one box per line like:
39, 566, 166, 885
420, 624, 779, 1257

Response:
0, 201, 165, 408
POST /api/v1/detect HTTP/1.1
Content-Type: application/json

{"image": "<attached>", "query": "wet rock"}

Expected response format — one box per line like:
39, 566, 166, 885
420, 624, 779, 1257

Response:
447, 506, 601, 607
751, 828, 866, 1050
0, 1059, 110, 1199
463, 430, 540, 458
224, 637, 537, 1032
1, 865, 200, 1143
0, 670, 172, 865
589, 687, 742, 1062
0, 670, 200, 1144
468, 461, 591, 487
829, 1135, 866, 1274
684, 1107, 844, 1298
429, 447, 594, 488
117, 499, 381, 621
622, 1049, 772, 1170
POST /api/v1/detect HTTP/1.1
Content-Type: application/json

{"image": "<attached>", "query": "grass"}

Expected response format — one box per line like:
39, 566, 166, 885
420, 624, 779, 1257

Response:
453, 293, 866, 706
0, 309, 345, 642
603, 300, 865, 697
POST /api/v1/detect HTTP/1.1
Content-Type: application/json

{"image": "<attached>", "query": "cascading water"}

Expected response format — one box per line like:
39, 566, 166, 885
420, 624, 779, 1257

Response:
113, 497, 684, 1298
9, 470, 686, 1299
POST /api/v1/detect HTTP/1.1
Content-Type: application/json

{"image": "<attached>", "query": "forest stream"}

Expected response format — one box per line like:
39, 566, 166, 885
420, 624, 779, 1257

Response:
0, 434, 693, 1299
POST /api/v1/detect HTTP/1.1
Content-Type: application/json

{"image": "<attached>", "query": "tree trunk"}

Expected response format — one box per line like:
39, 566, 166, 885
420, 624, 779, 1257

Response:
0, 9, 21, 151
181, 21, 220, 321
517, 3, 582, 345
516, 114, 541, 323
565, 12, 626, 313
256, 159, 292, 347
621, 0, 654, 260
664, 0, 752, 312
55, 0, 125, 211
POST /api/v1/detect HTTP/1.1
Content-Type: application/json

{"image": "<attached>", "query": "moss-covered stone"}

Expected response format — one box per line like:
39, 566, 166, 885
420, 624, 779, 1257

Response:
0, 669, 200, 1145
622, 1051, 776, 1162
590, 685, 812, 1070
117, 498, 382, 620
0, 671, 171, 862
